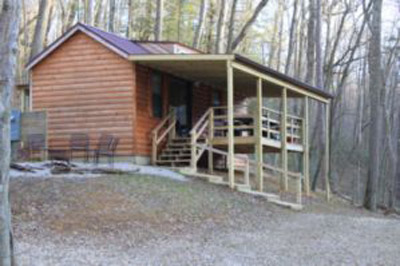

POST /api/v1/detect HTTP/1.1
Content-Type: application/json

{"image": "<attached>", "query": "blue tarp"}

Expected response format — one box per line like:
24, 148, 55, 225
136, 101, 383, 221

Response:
10, 109, 21, 141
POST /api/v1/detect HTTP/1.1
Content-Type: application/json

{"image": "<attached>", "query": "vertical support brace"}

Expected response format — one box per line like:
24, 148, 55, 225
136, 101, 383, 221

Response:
227, 60, 235, 189
190, 132, 197, 172
325, 100, 331, 201
281, 88, 288, 191
152, 133, 157, 165
303, 96, 310, 196
255, 78, 263, 192
208, 108, 214, 174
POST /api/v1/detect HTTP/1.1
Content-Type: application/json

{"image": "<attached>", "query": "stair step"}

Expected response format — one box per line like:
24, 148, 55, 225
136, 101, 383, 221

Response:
167, 143, 191, 148
160, 154, 191, 160
162, 148, 191, 153
156, 159, 191, 164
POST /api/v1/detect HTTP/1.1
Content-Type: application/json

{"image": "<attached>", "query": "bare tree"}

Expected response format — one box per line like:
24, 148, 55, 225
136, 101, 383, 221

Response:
30, 0, 52, 59
364, 0, 383, 211
226, 0, 238, 53
126, 0, 134, 37
305, 0, 315, 84
109, 0, 116, 32
229, 0, 270, 53
85, 0, 94, 25
0, 0, 21, 265
215, 0, 226, 53
154, 0, 163, 40
284, 0, 298, 75
193, 0, 208, 49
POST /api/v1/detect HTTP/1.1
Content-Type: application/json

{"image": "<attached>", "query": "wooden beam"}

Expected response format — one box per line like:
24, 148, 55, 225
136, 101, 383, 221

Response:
231, 62, 329, 103
255, 78, 263, 191
281, 88, 288, 191
227, 60, 235, 189
129, 54, 234, 61
208, 108, 214, 174
325, 100, 331, 201
303, 96, 310, 196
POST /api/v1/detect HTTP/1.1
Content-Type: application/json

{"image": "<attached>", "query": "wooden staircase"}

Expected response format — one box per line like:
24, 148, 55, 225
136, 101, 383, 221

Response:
156, 137, 192, 167
156, 136, 206, 167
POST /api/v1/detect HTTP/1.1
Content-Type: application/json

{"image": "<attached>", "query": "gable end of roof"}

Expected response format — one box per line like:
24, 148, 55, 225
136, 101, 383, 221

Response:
26, 23, 134, 70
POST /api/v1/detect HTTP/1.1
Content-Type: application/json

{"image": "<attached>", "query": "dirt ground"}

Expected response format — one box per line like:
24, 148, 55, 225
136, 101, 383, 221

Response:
10, 174, 400, 265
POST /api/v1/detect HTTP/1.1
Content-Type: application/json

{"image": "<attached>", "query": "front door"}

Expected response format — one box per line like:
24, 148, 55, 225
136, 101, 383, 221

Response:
169, 78, 192, 137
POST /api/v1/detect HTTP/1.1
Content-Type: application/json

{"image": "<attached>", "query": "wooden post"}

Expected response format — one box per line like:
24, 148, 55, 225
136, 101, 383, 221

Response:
281, 88, 288, 191
325, 100, 331, 201
255, 78, 263, 191
208, 108, 214, 174
152, 133, 157, 165
190, 131, 197, 172
244, 160, 250, 186
227, 60, 235, 189
303, 96, 310, 196
297, 175, 302, 205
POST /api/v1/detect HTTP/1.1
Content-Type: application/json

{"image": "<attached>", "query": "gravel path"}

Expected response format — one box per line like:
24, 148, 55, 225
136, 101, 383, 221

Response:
10, 174, 400, 265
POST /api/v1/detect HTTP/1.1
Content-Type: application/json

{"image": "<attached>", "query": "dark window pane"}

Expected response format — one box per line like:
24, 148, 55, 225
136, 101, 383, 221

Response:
152, 73, 163, 118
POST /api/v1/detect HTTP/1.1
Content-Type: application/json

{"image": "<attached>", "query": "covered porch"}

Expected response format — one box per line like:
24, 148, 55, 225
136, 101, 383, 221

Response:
131, 54, 333, 203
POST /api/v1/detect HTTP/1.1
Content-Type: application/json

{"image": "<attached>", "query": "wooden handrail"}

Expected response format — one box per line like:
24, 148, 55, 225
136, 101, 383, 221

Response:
151, 109, 175, 135
190, 108, 212, 134
151, 109, 176, 165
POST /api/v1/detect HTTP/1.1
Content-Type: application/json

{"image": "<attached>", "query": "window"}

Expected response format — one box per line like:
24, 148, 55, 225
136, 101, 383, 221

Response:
152, 72, 163, 118
212, 90, 221, 106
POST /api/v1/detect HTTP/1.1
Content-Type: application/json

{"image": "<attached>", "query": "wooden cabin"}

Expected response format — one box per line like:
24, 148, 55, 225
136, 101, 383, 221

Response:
27, 23, 333, 204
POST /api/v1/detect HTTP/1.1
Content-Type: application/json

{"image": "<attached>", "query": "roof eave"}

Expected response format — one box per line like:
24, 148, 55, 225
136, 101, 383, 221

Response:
233, 54, 334, 99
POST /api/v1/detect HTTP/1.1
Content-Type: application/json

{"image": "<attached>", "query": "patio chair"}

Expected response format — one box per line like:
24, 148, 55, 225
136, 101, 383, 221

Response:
27, 133, 46, 160
94, 134, 119, 165
70, 133, 90, 162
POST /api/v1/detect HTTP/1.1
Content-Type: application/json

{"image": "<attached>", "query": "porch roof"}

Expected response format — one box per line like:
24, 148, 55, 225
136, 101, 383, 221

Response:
128, 54, 333, 103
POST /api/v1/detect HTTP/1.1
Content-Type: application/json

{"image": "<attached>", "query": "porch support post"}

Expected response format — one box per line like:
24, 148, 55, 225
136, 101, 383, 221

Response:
208, 108, 214, 174
325, 100, 331, 201
227, 60, 235, 189
303, 96, 310, 196
281, 87, 288, 191
255, 78, 263, 192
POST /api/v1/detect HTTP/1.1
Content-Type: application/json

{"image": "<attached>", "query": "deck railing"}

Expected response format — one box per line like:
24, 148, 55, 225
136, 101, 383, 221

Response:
151, 108, 176, 164
201, 105, 303, 145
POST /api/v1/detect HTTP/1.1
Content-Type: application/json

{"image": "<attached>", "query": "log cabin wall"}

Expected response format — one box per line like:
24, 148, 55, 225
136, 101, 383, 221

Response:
31, 32, 136, 156
134, 65, 170, 156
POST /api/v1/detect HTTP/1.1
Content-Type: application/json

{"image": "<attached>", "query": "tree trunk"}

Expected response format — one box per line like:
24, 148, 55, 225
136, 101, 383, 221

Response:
0, 1, 20, 265
229, 0, 270, 52
206, 0, 216, 53
154, 0, 163, 41
126, 0, 134, 37
214, 0, 226, 53
193, 0, 207, 49
305, 0, 315, 85
85, 0, 94, 25
30, 0, 52, 59
284, 0, 298, 75
108, 0, 115, 32
364, 0, 383, 211
225, 0, 238, 53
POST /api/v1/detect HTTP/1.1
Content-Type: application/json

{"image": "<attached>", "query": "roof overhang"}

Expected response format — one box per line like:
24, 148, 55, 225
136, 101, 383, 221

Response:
129, 54, 332, 103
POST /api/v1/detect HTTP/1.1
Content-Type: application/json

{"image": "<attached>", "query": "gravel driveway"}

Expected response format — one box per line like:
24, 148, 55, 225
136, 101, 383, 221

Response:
10, 174, 400, 265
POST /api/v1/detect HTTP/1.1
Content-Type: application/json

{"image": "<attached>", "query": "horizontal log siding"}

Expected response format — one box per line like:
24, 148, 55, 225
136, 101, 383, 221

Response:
32, 32, 136, 156
192, 84, 214, 124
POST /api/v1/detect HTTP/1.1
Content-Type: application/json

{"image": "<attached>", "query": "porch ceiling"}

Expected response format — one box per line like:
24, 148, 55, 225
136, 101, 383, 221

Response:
129, 55, 330, 100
